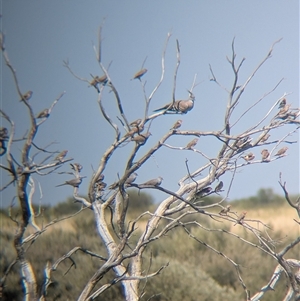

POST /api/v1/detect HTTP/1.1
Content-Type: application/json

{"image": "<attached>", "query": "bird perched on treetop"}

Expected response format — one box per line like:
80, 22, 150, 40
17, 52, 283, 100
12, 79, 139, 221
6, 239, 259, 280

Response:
278, 98, 286, 109
20, 90, 33, 102
140, 176, 163, 187
274, 147, 288, 157
170, 120, 182, 131
185, 138, 198, 150
36, 109, 49, 119
56, 176, 85, 188
153, 90, 195, 114
132, 68, 147, 80
54, 150, 68, 161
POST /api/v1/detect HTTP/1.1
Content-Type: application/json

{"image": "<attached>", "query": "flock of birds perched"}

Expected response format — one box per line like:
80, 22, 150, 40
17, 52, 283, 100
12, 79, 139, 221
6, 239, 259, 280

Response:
4, 68, 298, 226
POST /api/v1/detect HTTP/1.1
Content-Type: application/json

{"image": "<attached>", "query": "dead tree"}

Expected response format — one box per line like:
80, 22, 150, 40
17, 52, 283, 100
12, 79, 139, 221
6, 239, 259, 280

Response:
1, 27, 299, 301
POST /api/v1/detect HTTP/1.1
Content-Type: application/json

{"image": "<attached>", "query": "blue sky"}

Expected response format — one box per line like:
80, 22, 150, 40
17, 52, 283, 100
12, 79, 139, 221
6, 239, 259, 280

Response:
1, 1, 299, 207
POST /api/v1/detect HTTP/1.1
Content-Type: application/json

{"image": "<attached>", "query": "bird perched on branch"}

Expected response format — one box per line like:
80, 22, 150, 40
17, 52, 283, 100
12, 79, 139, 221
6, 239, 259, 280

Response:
153, 90, 195, 114
132, 68, 147, 80
56, 176, 85, 187
90, 74, 108, 87
54, 150, 68, 161
131, 132, 151, 144
219, 205, 231, 215
129, 118, 142, 127
170, 120, 182, 131
258, 133, 270, 143
20, 90, 33, 102
234, 211, 247, 226
214, 181, 223, 193
125, 172, 138, 185
274, 147, 288, 157
125, 124, 144, 138
194, 187, 212, 198
0, 127, 8, 140
36, 109, 49, 119
278, 98, 286, 109
261, 149, 269, 161
70, 162, 83, 172
185, 138, 198, 150
140, 176, 163, 187
243, 152, 255, 162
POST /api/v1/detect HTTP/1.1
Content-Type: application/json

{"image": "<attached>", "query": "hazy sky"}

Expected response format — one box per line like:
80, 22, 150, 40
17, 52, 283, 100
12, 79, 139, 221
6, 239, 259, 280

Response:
1, 1, 299, 207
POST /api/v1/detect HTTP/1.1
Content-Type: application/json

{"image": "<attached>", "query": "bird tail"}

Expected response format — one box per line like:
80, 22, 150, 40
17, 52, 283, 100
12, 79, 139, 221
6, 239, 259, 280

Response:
56, 183, 66, 187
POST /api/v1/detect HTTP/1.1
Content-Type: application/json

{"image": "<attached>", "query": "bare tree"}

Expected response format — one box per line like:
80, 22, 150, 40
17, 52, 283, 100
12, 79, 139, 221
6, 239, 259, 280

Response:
1, 27, 299, 301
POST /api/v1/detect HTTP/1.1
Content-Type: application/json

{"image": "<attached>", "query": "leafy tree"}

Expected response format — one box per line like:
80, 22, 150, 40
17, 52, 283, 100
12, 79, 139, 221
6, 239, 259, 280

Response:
1, 27, 300, 301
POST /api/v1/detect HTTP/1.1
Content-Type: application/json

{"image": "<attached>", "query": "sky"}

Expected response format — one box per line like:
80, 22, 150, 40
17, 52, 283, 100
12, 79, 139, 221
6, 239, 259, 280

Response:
1, 1, 299, 207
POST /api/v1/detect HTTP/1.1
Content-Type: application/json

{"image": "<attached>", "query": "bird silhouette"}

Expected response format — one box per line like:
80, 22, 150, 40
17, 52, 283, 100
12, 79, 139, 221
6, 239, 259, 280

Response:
129, 118, 142, 127
125, 172, 138, 184
154, 91, 195, 114
258, 133, 270, 143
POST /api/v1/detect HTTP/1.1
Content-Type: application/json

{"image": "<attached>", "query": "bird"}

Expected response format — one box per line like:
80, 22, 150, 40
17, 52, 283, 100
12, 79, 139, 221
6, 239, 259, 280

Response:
20, 90, 33, 102
219, 205, 231, 215
54, 150, 68, 161
129, 118, 142, 127
95, 181, 107, 191
95, 173, 105, 183
70, 163, 83, 172
132, 68, 147, 80
258, 133, 270, 143
170, 120, 182, 130
56, 177, 84, 187
236, 137, 252, 149
194, 187, 212, 197
276, 104, 291, 119
274, 147, 288, 156
36, 109, 49, 119
261, 149, 270, 161
214, 181, 223, 192
125, 172, 138, 184
125, 124, 144, 138
90, 74, 108, 87
97, 74, 108, 84
153, 90, 195, 114
185, 138, 198, 149
140, 176, 163, 187
131, 132, 151, 144
278, 98, 286, 109
234, 211, 247, 226
243, 152, 255, 162
0, 127, 8, 139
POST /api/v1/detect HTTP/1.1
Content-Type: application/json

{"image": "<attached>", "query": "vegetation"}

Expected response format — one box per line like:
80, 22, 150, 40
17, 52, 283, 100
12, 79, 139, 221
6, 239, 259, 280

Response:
1, 190, 299, 300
